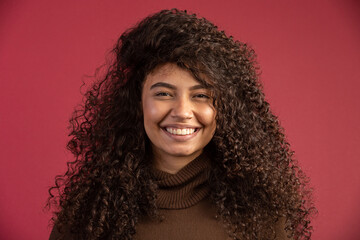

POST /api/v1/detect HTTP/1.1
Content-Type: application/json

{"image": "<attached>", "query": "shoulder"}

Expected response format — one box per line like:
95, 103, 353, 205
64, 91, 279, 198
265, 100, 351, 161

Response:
49, 224, 76, 240
274, 217, 292, 240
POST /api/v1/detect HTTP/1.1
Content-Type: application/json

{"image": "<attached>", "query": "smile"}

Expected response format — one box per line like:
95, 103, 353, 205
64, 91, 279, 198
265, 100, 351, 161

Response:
165, 127, 197, 136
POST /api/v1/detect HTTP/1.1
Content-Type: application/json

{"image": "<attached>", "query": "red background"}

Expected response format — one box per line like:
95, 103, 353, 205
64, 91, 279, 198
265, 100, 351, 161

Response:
1, 0, 359, 239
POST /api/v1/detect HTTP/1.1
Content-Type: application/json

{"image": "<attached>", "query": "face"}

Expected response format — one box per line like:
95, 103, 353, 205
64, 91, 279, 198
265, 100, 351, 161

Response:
142, 63, 216, 163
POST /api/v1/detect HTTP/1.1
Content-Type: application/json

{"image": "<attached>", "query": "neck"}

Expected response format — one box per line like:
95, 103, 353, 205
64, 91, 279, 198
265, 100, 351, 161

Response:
152, 150, 203, 174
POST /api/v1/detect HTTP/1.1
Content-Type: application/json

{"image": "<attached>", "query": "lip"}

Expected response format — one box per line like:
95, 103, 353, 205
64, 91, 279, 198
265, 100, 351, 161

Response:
161, 127, 201, 141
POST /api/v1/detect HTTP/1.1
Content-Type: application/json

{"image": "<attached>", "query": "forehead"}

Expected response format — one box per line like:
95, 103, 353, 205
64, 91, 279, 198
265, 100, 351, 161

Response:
144, 63, 201, 88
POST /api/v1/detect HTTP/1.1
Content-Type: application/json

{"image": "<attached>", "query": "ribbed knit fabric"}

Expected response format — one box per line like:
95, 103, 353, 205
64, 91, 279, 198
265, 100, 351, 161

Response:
134, 154, 230, 240
134, 154, 290, 239
152, 153, 211, 209
49, 153, 290, 240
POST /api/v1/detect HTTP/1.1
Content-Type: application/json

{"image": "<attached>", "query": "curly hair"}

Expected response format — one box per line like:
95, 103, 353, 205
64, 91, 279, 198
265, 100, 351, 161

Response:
48, 9, 315, 239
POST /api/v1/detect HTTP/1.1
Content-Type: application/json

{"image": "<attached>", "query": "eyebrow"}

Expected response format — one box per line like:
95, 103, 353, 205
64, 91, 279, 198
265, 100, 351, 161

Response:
150, 82, 207, 90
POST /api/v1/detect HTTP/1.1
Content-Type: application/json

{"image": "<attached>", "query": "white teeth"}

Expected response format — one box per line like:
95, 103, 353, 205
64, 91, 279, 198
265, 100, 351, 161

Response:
166, 128, 196, 135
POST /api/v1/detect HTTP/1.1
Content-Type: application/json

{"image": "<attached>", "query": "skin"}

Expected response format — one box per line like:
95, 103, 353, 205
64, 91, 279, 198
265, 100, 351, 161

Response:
142, 63, 216, 174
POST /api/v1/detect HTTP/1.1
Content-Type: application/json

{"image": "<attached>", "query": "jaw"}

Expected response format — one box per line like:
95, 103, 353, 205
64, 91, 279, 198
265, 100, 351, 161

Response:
151, 142, 204, 173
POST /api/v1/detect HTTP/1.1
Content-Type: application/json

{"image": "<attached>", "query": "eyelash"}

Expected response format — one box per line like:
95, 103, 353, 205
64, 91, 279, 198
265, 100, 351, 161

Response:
155, 92, 210, 99
155, 92, 172, 97
194, 94, 210, 99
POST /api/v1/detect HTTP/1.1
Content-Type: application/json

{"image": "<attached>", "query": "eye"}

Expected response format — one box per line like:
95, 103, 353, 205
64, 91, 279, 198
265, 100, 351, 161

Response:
155, 92, 172, 97
194, 94, 210, 99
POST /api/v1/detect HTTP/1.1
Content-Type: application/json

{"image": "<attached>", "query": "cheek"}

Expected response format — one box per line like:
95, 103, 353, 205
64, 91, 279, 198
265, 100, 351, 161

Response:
142, 99, 166, 125
197, 105, 216, 129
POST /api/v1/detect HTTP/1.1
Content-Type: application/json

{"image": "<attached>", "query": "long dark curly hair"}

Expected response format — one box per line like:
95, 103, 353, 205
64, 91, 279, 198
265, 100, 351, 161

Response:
48, 9, 315, 240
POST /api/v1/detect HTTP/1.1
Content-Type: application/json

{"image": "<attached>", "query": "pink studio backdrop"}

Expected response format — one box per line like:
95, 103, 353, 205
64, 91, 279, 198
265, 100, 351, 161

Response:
0, 0, 359, 239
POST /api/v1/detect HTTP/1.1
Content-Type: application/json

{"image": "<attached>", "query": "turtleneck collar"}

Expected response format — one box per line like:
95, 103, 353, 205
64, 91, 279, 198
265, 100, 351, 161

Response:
151, 153, 211, 209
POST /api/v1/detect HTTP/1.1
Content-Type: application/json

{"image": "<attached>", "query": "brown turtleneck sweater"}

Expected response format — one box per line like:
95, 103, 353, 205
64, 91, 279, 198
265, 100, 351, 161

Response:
133, 154, 229, 240
134, 154, 290, 240
49, 154, 290, 239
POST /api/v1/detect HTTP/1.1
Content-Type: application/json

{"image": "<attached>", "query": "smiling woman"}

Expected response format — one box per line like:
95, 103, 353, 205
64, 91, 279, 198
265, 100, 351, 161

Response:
142, 63, 216, 173
48, 9, 315, 240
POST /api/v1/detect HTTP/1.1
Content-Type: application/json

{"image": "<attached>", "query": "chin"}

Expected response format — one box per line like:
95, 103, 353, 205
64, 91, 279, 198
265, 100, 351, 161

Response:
168, 148, 201, 157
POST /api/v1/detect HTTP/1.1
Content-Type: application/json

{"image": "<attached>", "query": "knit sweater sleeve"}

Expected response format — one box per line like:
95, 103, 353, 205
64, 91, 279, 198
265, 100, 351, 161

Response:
49, 224, 75, 240
275, 217, 292, 240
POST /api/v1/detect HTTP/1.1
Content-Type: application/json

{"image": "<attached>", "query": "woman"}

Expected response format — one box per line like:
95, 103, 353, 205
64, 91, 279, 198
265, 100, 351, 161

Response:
48, 9, 314, 240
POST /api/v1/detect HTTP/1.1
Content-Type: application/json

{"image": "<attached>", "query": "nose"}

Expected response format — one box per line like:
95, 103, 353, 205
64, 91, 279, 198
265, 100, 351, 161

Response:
171, 96, 193, 120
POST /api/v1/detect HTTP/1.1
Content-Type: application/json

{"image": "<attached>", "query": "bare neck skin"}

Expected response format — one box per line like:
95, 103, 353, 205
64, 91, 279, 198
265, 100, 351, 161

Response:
152, 149, 203, 174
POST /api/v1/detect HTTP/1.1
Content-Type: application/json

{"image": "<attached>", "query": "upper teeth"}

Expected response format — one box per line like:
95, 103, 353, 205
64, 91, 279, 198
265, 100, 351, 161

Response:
166, 128, 196, 135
